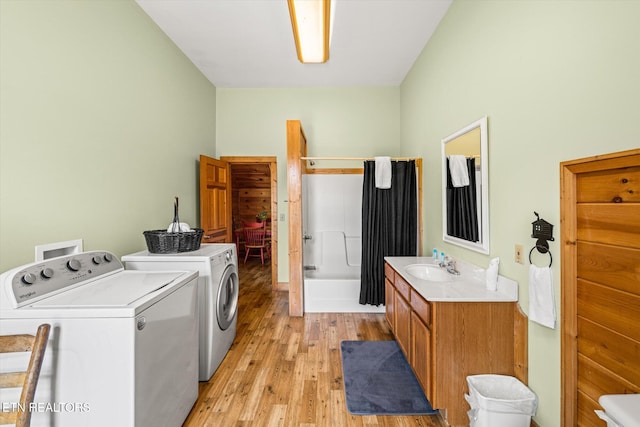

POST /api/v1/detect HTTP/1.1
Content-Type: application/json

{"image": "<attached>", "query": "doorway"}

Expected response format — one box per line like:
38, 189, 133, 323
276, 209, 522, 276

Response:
221, 156, 278, 290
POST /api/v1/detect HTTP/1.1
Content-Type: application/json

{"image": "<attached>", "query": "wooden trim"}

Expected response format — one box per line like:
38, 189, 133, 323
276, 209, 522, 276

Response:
514, 303, 528, 384
275, 282, 289, 291
286, 120, 306, 316
416, 158, 423, 256
560, 156, 580, 427
305, 168, 364, 174
221, 156, 279, 290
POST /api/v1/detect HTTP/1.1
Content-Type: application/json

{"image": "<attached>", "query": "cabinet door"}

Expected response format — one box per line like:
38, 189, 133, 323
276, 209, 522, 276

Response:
411, 311, 432, 399
385, 278, 395, 332
395, 292, 411, 357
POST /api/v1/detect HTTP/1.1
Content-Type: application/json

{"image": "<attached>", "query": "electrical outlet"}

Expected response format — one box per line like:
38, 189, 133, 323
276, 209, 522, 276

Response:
279, 213, 285, 221
515, 244, 524, 264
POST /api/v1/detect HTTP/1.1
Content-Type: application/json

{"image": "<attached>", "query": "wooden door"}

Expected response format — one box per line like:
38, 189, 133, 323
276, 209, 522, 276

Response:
199, 155, 232, 243
561, 149, 640, 427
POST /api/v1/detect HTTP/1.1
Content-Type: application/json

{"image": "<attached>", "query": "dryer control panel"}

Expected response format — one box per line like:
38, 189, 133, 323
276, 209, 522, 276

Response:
0, 251, 123, 308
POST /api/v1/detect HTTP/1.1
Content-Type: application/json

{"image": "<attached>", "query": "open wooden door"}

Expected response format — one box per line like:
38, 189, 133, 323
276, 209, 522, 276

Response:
199, 155, 232, 243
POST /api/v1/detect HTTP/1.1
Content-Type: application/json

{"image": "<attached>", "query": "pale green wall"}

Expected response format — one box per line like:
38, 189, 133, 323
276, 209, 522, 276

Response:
401, 1, 640, 425
0, 1, 216, 271
216, 87, 401, 280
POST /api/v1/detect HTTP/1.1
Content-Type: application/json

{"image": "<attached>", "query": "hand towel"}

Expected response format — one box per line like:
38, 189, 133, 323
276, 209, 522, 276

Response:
529, 265, 556, 329
374, 156, 392, 189
449, 155, 469, 187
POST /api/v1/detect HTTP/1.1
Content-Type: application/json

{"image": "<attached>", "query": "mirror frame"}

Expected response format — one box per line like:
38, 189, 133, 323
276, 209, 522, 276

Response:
441, 116, 489, 254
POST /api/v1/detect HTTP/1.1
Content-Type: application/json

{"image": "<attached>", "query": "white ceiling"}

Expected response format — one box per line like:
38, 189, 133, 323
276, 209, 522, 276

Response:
135, 0, 453, 88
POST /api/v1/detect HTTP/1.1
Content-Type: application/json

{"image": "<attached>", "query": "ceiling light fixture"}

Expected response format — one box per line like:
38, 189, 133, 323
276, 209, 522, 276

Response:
287, 0, 332, 63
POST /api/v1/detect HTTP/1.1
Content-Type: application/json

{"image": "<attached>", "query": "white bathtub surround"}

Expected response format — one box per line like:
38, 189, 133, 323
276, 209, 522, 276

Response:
303, 231, 385, 313
304, 272, 385, 313
303, 174, 385, 313
384, 256, 518, 302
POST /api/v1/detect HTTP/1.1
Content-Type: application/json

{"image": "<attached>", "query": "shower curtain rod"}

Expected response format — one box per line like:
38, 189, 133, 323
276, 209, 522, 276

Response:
300, 156, 419, 161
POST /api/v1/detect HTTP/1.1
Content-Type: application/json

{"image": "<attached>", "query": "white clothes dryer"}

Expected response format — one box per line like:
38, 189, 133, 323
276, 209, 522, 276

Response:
0, 251, 199, 427
122, 244, 239, 381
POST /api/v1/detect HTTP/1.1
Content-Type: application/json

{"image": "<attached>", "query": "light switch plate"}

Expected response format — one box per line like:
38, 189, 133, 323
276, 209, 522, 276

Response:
515, 244, 524, 264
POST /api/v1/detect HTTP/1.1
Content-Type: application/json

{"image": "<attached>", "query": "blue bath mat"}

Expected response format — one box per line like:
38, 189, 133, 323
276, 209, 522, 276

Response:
340, 340, 438, 415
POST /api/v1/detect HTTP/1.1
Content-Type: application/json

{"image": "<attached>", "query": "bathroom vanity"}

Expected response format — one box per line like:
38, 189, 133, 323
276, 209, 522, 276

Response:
384, 257, 523, 427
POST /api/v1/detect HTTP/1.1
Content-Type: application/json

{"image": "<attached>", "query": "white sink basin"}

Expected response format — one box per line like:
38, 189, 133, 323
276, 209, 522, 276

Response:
405, 264, 453, 282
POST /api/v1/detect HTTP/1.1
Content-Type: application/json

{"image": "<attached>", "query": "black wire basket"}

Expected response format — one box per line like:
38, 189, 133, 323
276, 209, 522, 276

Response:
143, 228, 204, 254
143, 197, 204, 253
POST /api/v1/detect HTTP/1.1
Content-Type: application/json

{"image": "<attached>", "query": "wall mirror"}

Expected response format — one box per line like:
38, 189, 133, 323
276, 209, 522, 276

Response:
441, 116, 489, 254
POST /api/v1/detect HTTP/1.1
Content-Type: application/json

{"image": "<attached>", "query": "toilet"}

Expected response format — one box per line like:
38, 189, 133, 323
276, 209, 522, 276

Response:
595, 394, 640, 427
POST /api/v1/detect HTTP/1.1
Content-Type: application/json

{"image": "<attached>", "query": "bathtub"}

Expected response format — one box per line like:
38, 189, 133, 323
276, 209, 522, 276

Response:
303, 231, 385, 313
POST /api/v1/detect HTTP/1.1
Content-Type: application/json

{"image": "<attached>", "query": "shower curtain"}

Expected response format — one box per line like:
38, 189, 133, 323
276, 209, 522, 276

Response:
446, 157, 479, 242
360, 160, 417, 306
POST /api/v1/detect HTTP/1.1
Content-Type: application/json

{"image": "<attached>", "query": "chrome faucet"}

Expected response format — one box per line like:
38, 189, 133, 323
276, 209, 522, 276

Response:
439, 256, 460, 275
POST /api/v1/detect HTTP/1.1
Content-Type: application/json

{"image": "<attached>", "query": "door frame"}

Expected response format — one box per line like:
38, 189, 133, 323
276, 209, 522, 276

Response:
221, 156, 278, 290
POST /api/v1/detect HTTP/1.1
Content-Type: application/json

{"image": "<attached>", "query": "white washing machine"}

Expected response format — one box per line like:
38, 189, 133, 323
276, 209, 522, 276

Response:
122, 243, 239, 381
0, 250, 199, 427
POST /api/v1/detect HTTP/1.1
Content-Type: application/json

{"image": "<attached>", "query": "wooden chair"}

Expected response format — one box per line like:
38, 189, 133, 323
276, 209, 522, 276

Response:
243, 226, 268, 264
0, 323, 51, 427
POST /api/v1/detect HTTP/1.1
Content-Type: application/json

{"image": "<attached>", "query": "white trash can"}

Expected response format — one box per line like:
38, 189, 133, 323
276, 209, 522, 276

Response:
465, 374, 538, 427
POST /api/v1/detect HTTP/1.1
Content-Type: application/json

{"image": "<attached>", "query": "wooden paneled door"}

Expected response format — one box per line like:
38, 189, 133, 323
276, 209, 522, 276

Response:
561, 149, 640, 427
199, 155, 232, 243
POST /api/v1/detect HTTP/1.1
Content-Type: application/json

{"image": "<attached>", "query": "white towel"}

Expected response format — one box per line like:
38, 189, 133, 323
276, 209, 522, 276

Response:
374, 156, 392, 189
449, 155, 469, 187
167, 222, 192, 232
529, 265, 556, 329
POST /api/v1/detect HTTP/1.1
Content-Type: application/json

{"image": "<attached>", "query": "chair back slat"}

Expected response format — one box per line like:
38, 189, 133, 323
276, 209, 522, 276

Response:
244, 227, 266, 246
0, 323, 50, 427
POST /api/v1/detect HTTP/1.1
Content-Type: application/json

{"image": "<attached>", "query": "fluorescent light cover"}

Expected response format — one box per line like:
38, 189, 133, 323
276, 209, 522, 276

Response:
287, 0, 331, 63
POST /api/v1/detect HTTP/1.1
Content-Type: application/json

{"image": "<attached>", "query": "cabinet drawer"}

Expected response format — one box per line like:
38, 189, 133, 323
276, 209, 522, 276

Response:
394, 275, 411, 300
384, 263, 395, 282
411, 290, 431, 327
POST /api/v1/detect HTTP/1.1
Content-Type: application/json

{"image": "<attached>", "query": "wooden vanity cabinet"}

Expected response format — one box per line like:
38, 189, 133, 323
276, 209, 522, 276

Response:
384, 262, 516, 427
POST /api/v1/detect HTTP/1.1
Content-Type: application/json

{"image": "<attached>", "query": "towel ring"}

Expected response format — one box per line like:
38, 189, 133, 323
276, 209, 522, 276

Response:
529, 245, 552, 267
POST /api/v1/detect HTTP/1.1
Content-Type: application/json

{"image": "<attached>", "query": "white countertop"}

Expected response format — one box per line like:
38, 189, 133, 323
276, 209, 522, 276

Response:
384, 256, 518, 302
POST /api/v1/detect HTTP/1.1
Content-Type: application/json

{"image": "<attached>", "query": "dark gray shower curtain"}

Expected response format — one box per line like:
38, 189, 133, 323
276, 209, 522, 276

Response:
446, 157, 479, 242
360, 160, 417, 306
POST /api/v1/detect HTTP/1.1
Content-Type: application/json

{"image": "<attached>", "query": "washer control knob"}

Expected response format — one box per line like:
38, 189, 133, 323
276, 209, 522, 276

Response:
92, 256, 103, 265
67, 259, 81, 272
41, 268, 54, 279
22, 273, 37, 285
103, 253, 113, 263
225, 252, 231, 262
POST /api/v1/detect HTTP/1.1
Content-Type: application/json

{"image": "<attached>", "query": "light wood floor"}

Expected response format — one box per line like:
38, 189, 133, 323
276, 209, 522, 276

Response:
183, 260, 448, 427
